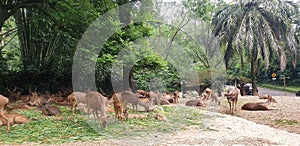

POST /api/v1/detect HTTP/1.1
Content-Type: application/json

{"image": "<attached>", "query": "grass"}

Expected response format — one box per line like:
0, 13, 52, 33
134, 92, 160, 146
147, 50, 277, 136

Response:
0, 105, 207, 144
275, 119, 299, 126
260, 84, 300, 93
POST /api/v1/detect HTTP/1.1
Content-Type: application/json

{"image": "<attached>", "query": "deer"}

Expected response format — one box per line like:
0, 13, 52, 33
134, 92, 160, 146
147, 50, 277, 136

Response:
7, 87, 19, 102
203, 88, 220, 105
85, 91, 108, 128
0, 113, 30, 127
241, 97, 277, 111
147, 91, 161, 106
120, 91, 149, 112
223, 87, 240, 114
112, 93, 127, 120
185, 98, 205, 106
173, 91, 180, 104
258, 94, 272, 99
28, 89, 43, 106
40, 98, 61, 116
67, 92, 87, 113
0, 94, 9, 131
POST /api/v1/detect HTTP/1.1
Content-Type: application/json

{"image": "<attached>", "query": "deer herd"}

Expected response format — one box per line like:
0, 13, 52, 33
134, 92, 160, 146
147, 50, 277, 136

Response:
0, 85, 278, 131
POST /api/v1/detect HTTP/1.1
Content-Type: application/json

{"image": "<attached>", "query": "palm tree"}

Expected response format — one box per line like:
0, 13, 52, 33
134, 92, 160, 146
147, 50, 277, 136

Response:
212, 0, 299, 95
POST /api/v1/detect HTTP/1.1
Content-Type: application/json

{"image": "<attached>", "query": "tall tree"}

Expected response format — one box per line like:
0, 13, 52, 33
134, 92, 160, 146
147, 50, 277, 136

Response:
212, 0, 298, 95
0, 0, 43, 31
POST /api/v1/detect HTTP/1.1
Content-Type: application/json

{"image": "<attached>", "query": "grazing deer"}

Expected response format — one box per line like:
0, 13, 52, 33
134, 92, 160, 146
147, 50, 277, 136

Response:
0, 94, 9, 131
0, 113, 30, 127
185, 98, 204, 106
67, 92, 87, 113
120, 91, 149, 112
85, 91, 108, 128
241, 97, 277, 111
223, 87, 240, 114
112, 93, 126, 120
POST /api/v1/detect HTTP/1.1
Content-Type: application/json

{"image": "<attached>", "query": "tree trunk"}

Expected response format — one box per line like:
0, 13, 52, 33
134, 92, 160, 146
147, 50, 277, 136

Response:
251, 57, 258, 96
0, 8, 8, 32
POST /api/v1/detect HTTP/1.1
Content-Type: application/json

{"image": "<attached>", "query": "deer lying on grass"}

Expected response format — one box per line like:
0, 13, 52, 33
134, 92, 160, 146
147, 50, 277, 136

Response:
40, 98, 61, 116
86, 91, 108, 128
112, 93, 127, 120
0, 113, 30, 127
185, 98, 204, 107
67, 92, 87, 113
0, 94, 9, 131
241, 97, 277, 111
7, 87, 19, 102
223, 87, 240, 114
120, 91, 149, 112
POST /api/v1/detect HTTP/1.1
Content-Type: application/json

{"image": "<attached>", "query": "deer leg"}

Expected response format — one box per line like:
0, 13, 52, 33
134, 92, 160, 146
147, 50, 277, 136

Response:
234, 99, 238, 111
0, 113, 10, 131
227, 100, 231, 113
100, 106, 107, 128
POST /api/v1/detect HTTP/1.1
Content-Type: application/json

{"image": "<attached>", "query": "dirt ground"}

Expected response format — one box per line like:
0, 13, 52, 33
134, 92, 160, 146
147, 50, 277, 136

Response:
215, 95, 300, 135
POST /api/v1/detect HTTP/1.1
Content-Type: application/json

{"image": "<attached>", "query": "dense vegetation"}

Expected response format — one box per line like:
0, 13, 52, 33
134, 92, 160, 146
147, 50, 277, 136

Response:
0, 0, 299, 97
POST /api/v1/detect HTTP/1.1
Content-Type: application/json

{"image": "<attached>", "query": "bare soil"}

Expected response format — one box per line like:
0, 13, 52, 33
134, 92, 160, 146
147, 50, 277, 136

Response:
217, 95, 300, 135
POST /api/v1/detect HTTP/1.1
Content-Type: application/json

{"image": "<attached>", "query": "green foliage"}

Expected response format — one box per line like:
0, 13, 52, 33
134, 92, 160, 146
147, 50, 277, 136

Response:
259, 84, 300, 93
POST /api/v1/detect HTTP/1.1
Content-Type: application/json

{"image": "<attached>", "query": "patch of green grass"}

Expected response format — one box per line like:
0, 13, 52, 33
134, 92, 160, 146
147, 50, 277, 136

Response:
0, 105, 206, 144
275, 119, 299, 126
260, 84, 300, 93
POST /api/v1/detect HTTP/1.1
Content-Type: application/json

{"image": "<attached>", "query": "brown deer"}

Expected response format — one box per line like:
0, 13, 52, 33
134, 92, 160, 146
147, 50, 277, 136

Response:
223, 87, 240, 114
258, 94, 272, 99
112, 93, 127, 120
67, 92, 87, 113
85, 91, 108, 128
0, 94, 9, 131
0, 113, 30, 127
40, 99, 61, 116
204, 88, 220, 105
185, 98, 204, 106
120, 91, 149, 112
147, 91, 161, 106
173, 91, 180, 103
241, 97, 277, 111
7, 87, 19, 102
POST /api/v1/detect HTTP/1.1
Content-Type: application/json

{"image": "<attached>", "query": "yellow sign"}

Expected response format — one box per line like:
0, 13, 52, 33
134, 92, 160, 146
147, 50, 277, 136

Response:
271, 73, 277, 78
